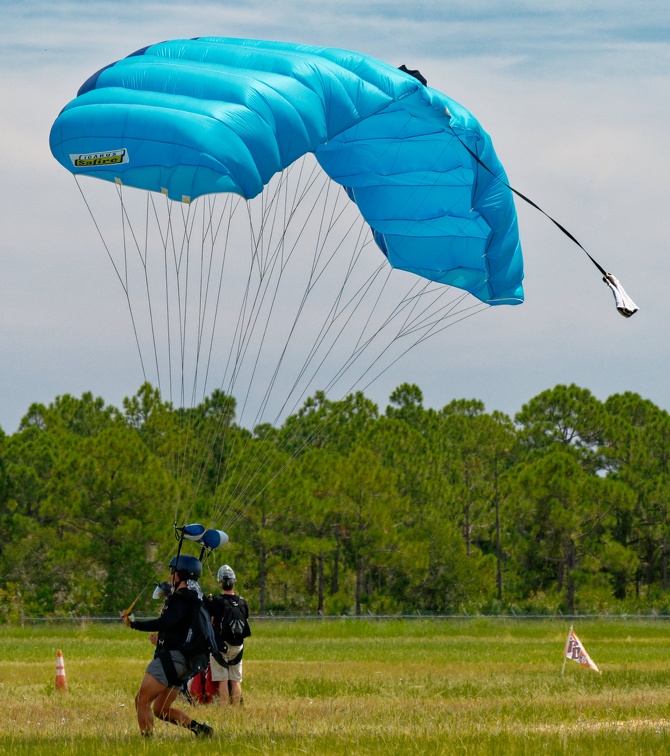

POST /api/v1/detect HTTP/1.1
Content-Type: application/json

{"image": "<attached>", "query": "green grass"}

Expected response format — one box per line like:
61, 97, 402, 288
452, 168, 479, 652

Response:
1, 619, 670, 754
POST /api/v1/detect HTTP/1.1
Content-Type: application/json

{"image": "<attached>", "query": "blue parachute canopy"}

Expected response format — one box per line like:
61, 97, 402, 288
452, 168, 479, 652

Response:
49, 37, 524, 306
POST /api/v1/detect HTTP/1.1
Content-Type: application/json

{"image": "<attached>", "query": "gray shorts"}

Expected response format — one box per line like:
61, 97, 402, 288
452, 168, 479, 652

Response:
210, 645, 243, 682
145, 650, 191, 687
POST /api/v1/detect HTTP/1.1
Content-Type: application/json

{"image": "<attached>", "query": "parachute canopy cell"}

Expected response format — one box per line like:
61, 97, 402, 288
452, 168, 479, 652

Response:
49, 37, 524, 306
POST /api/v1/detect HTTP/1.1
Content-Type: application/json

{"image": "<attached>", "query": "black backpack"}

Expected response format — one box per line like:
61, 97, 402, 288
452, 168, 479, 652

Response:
218, 595, 250, 647
181, 601, 219, 672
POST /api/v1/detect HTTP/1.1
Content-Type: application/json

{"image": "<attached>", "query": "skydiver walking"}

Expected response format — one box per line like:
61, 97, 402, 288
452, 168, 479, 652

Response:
122, 555, 213, 738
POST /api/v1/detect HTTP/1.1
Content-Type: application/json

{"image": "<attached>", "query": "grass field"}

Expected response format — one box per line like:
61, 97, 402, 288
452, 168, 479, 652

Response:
2, 618, 670, 754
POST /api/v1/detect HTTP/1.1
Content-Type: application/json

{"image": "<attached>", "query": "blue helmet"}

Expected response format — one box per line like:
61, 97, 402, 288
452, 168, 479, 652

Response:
169, 554, 202, 580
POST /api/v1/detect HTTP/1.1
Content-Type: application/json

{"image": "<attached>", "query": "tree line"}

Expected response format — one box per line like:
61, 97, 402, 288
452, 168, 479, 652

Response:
1, 381, 668, 620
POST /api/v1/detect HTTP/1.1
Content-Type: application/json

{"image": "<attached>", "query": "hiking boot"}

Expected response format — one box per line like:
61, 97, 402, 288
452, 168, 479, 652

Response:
191, 720, 213, 738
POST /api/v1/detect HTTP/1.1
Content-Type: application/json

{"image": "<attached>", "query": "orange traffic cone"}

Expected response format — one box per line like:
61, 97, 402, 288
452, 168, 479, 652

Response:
55, 649, 67, 691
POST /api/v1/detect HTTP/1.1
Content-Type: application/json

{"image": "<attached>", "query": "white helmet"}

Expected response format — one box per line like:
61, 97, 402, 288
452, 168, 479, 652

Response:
217, 564, 236, 588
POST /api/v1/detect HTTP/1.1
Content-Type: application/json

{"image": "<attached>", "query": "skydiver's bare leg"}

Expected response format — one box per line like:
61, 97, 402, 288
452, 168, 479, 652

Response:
135, 673, 169, 735
152, 685, 192, 727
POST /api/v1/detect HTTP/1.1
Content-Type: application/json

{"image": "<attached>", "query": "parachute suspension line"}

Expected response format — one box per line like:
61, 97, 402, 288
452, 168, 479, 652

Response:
207, 163, 338, 518
151, 192, 175, 401
76, 176, 188, 525
214, 262, 490, 525
172, 171, 302, 518
204, 164, 346, 522
275, 264, 459, 416
354, 296, 489, 384
224, 160, 332, 422
148, 192, 224, 526
175, 197, 218, 526
188, 194, 230, 408
76, 164, 492, 533
211, 181, 373, 519
222, 172, 392, 512
409, 298, 490, 344
170, 202, 204, 525
199, 194, 239, 396
240, 172, 362, 429
177, 178, 309, 528
215, 259, 396, 524
153, 191, 203, 525
221, 296, 491, 531
385, 284, 484, 341
170, 199, 198, 522
447, 125, 638, 317
206, 198, 255, 402
149, 191, 185, 522
117, 185, 161, 384
232, 174, 304, 416
193, 196, 239, 404
73, 176, 149, 383
277, 226, 377, 418
175, 198, 211, 522
194, 194, 231, 405
185, 196, 241, 498
188, 200, 208, 408
189, 155, 495, 527
174, 194, 249, 526
130, 187, 163, 396
276, 256, 391, 425
76, 161, 492, 534
219, 274, 490, 528
176, 200, 197, 410
316, 279, 460, 399
75, 178, 211, 530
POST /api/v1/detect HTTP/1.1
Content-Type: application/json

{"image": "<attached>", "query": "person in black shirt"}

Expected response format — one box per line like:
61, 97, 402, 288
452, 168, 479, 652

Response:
204, 564, 251, 706
122, 554, 213, 738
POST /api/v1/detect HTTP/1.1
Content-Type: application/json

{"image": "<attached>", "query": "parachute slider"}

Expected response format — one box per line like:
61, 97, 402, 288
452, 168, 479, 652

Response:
199, 529, 229, 550
175, 523, 206, 541
603, 273, 639, 318
196, 529, 229, 562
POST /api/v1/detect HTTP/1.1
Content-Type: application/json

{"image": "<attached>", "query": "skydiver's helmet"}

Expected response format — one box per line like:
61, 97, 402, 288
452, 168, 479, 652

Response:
217, 564, 236, 590
169, 554, 202, 582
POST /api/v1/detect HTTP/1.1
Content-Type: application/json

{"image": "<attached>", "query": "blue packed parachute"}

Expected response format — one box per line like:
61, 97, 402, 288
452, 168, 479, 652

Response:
49, 37, 524, 306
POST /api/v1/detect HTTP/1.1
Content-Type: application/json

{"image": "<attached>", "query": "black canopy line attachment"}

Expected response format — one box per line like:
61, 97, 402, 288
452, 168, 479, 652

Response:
446, 116, 639, 318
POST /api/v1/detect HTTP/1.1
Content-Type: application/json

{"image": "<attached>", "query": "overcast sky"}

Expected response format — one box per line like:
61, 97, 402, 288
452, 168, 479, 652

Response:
1, 1, 668, 434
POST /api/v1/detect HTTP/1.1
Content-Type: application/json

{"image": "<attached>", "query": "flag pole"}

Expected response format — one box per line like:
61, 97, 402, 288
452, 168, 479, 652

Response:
561, 625, 572, 676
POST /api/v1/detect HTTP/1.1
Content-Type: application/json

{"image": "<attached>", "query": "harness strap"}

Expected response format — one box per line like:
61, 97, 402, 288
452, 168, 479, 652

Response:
215, 648, 244, 667
157, 649, 183, 688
